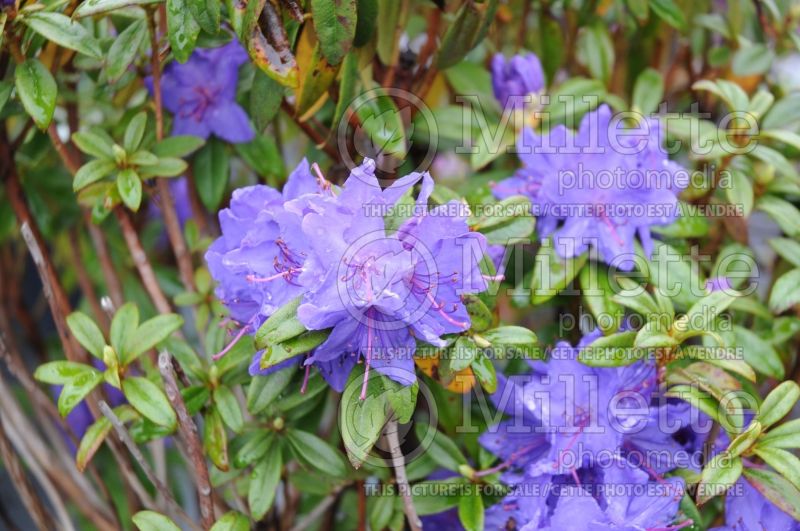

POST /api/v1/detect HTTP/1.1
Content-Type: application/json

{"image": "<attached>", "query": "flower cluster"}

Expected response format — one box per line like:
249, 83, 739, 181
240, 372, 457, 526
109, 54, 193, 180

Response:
492, 102, 686, 269
206, 159, 489, 395
478, 330, 709, 530
152, 40, 254, 143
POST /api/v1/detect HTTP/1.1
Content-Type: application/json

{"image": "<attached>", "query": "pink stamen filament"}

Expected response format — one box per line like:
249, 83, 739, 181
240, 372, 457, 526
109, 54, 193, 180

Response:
213, 324, 249, 360
300, 364, 311, 394
425, 291, 469, 329
600, 212, 624, 247
247, 270, 296, 283
474, 443, 543, 478
360, 312, 374, 400
311, 162, 332, 192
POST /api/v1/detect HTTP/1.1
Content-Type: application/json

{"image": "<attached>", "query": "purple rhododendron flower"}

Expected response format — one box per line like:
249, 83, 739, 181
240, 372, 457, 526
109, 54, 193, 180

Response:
494, 105, 687, 269
206, 158, 490, 395
711, 478, 800, 530
491, 53, 545, 109
485, 457, 686, 530
705, 276, 732, 292
479, 329, 709, 529
149, 40, 255, 143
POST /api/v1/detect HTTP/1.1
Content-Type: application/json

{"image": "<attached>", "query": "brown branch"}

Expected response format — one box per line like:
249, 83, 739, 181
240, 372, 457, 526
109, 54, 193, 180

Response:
158, 350, 214, 530
384, 417, 421, 531
0, 414, 55, 531
98, 401, 201, 530
115, 208, 172, 314
280, 101, 341, 161
68, 228, 109, 331
148, 10, 196, 293
85, 215, 125, 308
1, 140, 84, 362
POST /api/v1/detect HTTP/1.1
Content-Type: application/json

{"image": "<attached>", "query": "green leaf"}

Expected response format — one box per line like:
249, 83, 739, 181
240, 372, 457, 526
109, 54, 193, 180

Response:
754, 447, 800, 490
375, 0, 401, 64
758, 196, 800, 236
188, 0, 220, 34
671, 290, 738, 342
123, 112, 148, 153
213, 386, 244, 433
250, 70, 283, 132
73, 159, 117, 191
311, 0, 357, 65
132, 510, 181, 531
110, 303, 139, 361
194, 139, 229, 211
128, 150, 158, 166
649, 0, 687, 31
122, 377, 177, 428
579, 262, 623, 335
770, 238, 800, 268
758, 382, 800, 429
531, 240, 588, 305
117, 169, 143, 211
72, 130, 115, 159
249, 453, 282, 520
414, 424, 467, 472
464, 294, 493, 332
436, 0, 496, 69
246, 366, 295, 414
472, 196, 535, 244
123, 313, 183, 365
769, 269, 800, 314
106, 19, 147, 83
759, 419, 800, 449
481, 326, 539, 360
152, 135, 205, 158
471, 353, 497, 393
732, 44, 774, 76
23, 13, 102, 58
0, 81, 13, 115
138, 157, 187, 178
732, 326, 785, 379
74, 0, 161, 18
353, 87, 407, 160
258, 330, 328, 369
576, 23, 615, 86
34, 360, 98, 385
726, 170, 754, 217
458, 488, 484, 531
353, 0, 377, 47
210, 511, 250, 531
632, 68, 664, 115
204, 407, 229, 470
15, 59, 57, 130
286, 429, 348, 478
166, 0, 200, 63
743, 467, 800, 520
76, 405, 138, 472
234, 432, 274, 468
692, 79, 748, 113
339, 369, 390, 468
727, 420, 762, 457
58, 370, 104, 417
66, 312, 106, 359
254, 297, 303, 348
697, 452, 742, 505
579, 331, 639, 367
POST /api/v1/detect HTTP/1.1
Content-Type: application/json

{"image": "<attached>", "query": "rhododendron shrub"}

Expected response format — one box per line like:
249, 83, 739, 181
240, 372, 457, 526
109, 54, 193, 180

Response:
2, 0, 800, 529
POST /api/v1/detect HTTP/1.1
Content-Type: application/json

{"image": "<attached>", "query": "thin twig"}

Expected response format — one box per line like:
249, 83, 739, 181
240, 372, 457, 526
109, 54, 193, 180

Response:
0, 414, 55, 531
115, 208, 173, 314
147, 9, 196, 293
289, 485, 345, 531
280, 101, 340, 161
158, 351, 215, 529
384, 417, 421, 531
68, 228, 109, 331
99, 401, 201, 530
